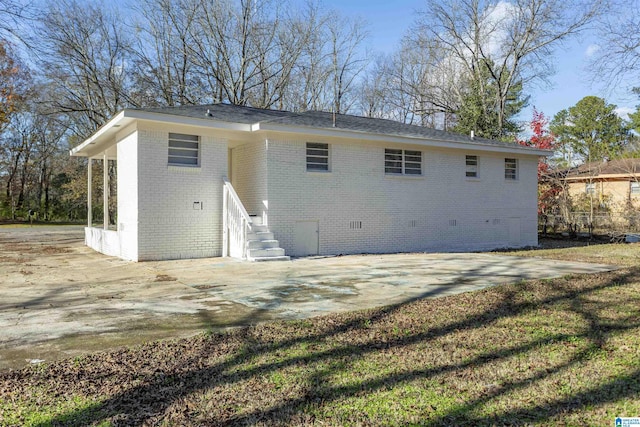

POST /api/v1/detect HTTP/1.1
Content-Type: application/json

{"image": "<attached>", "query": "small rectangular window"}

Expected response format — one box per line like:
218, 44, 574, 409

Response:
585, 183, 595, 194
306, 142, 329, 171
169, 133, 199, 166
466, 155, 478, 178
631, 182, 640, 194
404, 150, 422, 175
505, 158, 517, 180
385, 149, 422, 175
384, 149, 403, 174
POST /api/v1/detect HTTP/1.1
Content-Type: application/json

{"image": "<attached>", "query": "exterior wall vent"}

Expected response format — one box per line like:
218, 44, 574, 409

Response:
349, 220, 362, 230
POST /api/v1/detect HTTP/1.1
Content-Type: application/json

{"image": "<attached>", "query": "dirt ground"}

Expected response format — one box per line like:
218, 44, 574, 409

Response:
0, 225, 616, 371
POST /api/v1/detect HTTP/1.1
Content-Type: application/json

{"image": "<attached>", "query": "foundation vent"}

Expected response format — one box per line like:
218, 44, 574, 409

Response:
349, 220, 363, 230
408, 220, 417, 228
449, 219, 457, 227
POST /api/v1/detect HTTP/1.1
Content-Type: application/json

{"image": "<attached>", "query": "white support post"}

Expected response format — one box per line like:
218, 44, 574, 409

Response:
103, 152, 109, 230
222, 185, 228, 257
87, 158, 92, 227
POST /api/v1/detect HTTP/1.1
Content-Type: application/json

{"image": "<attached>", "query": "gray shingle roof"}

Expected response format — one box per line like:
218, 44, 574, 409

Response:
136, 103, 524, 149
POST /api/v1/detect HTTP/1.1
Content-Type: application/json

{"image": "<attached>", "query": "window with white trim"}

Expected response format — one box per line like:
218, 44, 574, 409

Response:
585, 183, 595, 194
385, 149, 422, 175
631, 182, 640, 194
168, 133, 199, 166
466, 155, 478, 178
504, 158, 518, 180
306, 142, 329, 171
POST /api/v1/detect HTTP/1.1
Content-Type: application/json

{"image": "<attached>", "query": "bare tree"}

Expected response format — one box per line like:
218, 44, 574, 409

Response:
590, 0, 640, 92
357, 55, 393, 119
35, 0, 134, 137
188, 0, 279, 107
0, 0, 35, 46
131, 0, 204, 106
282, 2, 331, 112
326, 12, 369, 114
411, 0, 604, 136
1, 112, 37, 217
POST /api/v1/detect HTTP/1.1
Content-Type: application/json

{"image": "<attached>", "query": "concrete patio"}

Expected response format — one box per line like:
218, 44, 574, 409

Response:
0, 225, 615, 370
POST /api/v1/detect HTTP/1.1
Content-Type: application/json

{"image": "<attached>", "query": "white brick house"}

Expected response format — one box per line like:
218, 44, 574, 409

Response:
70, 104, 548, 261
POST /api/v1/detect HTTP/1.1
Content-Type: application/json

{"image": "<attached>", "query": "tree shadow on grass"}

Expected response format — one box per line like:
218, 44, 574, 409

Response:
14, 267, 640, 426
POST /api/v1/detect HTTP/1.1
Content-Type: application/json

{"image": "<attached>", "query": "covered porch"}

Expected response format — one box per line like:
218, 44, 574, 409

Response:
84, 147, 119, 257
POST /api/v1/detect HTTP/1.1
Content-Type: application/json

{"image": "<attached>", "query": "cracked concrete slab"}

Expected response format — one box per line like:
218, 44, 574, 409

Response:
0, 225, 615, 370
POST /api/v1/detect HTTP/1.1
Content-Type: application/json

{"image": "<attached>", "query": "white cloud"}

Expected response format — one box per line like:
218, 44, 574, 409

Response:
481, 1, 517, 57
585, 44, 600, 58
615, 106, 634, 121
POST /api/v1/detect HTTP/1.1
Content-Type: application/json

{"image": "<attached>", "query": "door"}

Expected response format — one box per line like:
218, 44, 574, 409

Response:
508, 217, 521, 247
293, 220, 319, 256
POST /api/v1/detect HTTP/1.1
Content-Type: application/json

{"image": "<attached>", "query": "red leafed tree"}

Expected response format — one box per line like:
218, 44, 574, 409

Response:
519, 108, 555, 175
518, 108, 561, 216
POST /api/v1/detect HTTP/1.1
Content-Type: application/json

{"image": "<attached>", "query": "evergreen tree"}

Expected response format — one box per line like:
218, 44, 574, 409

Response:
550, 96, 629, 164
453, 61, 528, 141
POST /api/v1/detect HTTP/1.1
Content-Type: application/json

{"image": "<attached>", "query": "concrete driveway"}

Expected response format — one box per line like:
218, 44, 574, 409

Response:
0, 225, 615, 370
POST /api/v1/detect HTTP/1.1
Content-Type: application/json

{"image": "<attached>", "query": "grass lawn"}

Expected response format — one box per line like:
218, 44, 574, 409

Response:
1, 244, 639, 426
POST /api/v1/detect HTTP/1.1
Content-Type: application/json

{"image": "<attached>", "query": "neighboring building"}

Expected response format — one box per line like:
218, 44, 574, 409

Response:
562, 159, 640, 212
70, 104, 548, 261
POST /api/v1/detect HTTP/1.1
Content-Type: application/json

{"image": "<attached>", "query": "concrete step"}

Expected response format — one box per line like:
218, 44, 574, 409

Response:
250, 255, 291, 262
247, 231, 274, 241
250, 224, 269, 233
247, 239, 280, 249
248, 247, 286, 258
250, 215, 263, 226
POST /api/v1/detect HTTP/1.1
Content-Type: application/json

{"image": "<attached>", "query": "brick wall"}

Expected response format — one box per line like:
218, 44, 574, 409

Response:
135, 122, 227, 260
117, 121, 539, 260
231, 141, 268, 220
263, 136, 538, 256
116, 124, 139, 261
568, 180, 639, 211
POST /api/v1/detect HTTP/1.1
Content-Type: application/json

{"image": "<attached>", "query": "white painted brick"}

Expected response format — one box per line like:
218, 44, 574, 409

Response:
134, 123, 227, 261
260, 138, 538, 256
107, 121, 539, 261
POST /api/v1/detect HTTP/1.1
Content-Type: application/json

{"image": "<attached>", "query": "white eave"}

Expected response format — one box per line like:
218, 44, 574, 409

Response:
69, 109, 253, 158
253, 122, 551, 157
71, 108, 551, 158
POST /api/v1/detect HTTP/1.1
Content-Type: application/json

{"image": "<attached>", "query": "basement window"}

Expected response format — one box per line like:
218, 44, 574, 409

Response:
168, 133, 200, 166
306, 142, 329, 172
385, 149, 422, 175
504, 158, 518, 180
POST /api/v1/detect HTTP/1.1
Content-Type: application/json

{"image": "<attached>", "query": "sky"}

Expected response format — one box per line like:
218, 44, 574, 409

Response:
317, 0, 637, 125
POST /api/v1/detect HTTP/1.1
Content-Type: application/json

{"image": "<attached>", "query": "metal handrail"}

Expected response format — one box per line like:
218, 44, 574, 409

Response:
222, 176, 253, 258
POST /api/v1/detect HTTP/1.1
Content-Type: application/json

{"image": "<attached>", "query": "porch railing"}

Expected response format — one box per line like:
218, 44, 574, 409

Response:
222, 176, 253, 259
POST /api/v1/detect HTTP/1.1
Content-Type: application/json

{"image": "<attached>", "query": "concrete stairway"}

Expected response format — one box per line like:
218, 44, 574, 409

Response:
247, 218, 290, 261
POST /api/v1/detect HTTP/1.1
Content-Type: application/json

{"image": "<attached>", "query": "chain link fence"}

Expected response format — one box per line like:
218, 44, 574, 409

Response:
539, 212, 640, 239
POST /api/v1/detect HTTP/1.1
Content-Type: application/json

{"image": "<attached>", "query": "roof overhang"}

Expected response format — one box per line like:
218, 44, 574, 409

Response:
71, 108, 551, 159
564, 173, 639, 182
253, 122, 551, 157
69, 109, 254, 158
